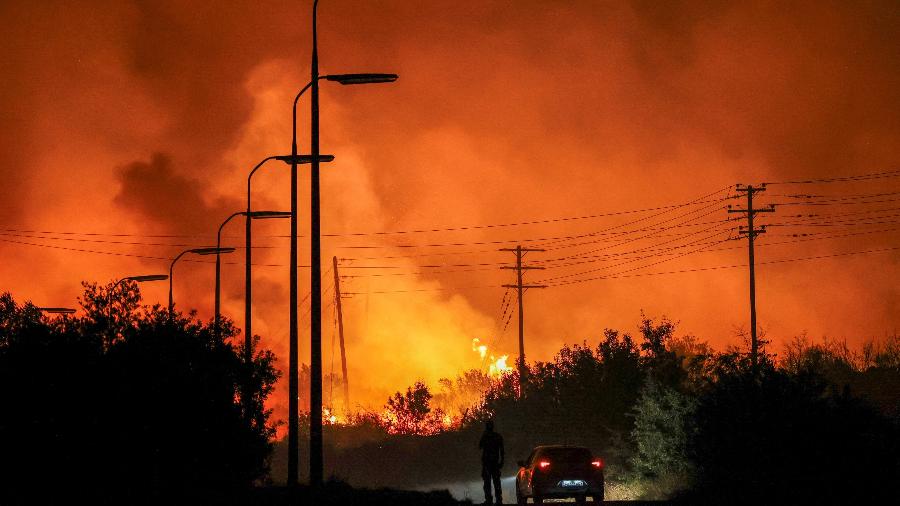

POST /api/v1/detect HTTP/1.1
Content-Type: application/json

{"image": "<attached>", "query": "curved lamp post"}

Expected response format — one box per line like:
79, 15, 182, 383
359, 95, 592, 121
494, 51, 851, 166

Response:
108, 274, 168, 342
215, 210, 291, 339
245, 155, 332, 363
169, 247, 234, 318
291, 0, 399, 489
243, 156, 324, 428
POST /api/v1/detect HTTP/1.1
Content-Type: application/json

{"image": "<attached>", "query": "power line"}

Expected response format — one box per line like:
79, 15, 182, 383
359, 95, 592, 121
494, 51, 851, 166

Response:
764, 169, 900, 185
6, 202, 891, 259
537, 189, 735, 251
0, 187, 736, 242
2, 175, 894, 244
545, 204, 732, 260
544, 245, 900, 288
336, 226, 900, 279
0, 237, 319, 268
536, 228, 734, 284
769, 218, 900, 229
339, 244, 900, 295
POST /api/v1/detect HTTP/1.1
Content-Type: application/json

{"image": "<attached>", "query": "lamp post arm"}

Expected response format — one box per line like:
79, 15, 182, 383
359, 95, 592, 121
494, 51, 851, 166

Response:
218, 211, 247, 247
292, 77, 327, 153
169, 250, 191, 315
247, 156, 280, 197
215, 211, 247, 336
245, 157, 277, 426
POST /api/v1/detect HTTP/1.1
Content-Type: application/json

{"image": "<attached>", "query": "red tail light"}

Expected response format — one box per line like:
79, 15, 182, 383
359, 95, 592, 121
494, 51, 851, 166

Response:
538, 460, 551, 469
591, 459, 603, 469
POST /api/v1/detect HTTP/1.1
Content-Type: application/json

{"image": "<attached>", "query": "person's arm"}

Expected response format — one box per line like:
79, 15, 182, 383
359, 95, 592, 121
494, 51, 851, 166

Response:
499, 435, 505, 467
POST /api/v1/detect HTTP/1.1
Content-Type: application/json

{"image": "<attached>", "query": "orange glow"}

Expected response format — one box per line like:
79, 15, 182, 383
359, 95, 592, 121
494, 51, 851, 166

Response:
473, 338, 514, 378
0, 1, 897, 439
472, 338, 489, 360
323, 407, 343, 426
488, 355, 513, 377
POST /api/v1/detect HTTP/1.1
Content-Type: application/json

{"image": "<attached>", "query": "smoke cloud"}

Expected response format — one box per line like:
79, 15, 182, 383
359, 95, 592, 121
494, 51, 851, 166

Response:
1, 1, 898, 426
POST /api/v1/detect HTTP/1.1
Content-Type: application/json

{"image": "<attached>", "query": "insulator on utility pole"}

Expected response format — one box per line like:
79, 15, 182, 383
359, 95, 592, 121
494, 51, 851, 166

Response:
728, 184, 775, 373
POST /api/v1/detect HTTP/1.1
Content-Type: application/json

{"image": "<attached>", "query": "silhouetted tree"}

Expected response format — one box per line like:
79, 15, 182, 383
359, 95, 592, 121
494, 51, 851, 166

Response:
683, 354, 898, 503
383, 381, 447, 435
638, 313, 685, 388
0, 286, 279, 504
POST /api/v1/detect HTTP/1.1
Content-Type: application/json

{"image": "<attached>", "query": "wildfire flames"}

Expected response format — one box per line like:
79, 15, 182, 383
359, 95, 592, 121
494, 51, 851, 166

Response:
472, 338, 513, 378
317, 339, 513, 437
322, 407, 342, 425
378, 407, 455, 436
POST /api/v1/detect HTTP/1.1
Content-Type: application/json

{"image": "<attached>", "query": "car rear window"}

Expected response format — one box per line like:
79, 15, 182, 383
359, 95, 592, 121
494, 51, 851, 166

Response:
540, 447, 592, 462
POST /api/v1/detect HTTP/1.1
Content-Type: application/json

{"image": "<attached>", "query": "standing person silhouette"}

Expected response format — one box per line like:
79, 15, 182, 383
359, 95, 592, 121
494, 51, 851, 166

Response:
479, 419, 505, 505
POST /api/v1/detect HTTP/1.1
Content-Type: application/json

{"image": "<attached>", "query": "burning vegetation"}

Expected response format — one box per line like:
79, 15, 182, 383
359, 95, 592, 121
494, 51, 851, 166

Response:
273, 319, 898, 503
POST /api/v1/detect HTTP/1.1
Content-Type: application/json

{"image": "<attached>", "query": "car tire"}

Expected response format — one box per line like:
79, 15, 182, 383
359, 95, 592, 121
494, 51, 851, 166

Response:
534, 496, 543, 505
576, 495, 587, 505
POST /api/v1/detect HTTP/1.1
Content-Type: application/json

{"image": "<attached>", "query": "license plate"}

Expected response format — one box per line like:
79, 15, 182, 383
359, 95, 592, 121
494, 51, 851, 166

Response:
559, 480, 586, 488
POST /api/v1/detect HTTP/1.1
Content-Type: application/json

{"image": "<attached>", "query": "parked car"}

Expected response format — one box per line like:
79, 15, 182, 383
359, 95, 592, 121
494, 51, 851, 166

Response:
515, 445, 604, 504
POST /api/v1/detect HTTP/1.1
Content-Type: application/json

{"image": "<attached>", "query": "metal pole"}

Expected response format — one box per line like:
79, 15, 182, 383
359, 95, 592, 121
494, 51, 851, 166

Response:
215, 242, 221, 333
288, 86, 317, 487
245, 186, 254, 422
244, 201, 263, 429
288, 70, 300, 491
516, 246, 525, 381
309, 0, 324, 488
747, 187, 758, 372
216, 212, 244, 340
169, 251, 189, 317
333, 256, 349, 414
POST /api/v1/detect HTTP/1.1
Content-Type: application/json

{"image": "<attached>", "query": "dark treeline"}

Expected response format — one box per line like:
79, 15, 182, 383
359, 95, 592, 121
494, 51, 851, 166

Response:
279, 316, 899, 503
0, 283, 279, 504
3, 282, 898, 503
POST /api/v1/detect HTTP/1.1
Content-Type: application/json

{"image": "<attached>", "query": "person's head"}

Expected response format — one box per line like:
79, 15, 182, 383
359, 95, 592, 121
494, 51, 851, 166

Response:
485, 419, 494, 432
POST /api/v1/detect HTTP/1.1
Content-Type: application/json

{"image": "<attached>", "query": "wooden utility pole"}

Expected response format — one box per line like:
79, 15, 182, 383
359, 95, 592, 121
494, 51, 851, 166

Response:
332, 256, 350, 414
500, 245, 546, 388
728, 184, 775, 372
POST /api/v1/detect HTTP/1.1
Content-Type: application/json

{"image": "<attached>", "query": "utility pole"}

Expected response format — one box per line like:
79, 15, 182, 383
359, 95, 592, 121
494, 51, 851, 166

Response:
309, 0, 324, 488
500, 245, 546, 391
728, 184, 775, 373
332, 256, 350, 414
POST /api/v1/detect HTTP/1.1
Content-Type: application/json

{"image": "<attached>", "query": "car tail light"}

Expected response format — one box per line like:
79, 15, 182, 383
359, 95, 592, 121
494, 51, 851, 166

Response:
538, 460, 551, 469
591, 459, 603, 469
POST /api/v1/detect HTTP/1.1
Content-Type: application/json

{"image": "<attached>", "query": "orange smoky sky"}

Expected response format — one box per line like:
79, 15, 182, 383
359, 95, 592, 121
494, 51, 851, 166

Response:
2, 0, 898, 423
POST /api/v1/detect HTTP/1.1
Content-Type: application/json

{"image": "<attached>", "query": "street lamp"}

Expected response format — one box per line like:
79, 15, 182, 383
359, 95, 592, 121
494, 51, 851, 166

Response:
296, 0, 399, 489
169, 247, 234, 317
245, 155, 331, 364
37, 307, 76, 314
215, 210, 291, 339
325, 73, 398, 85
243, 155, 325, 429
108, 274, 168, 343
